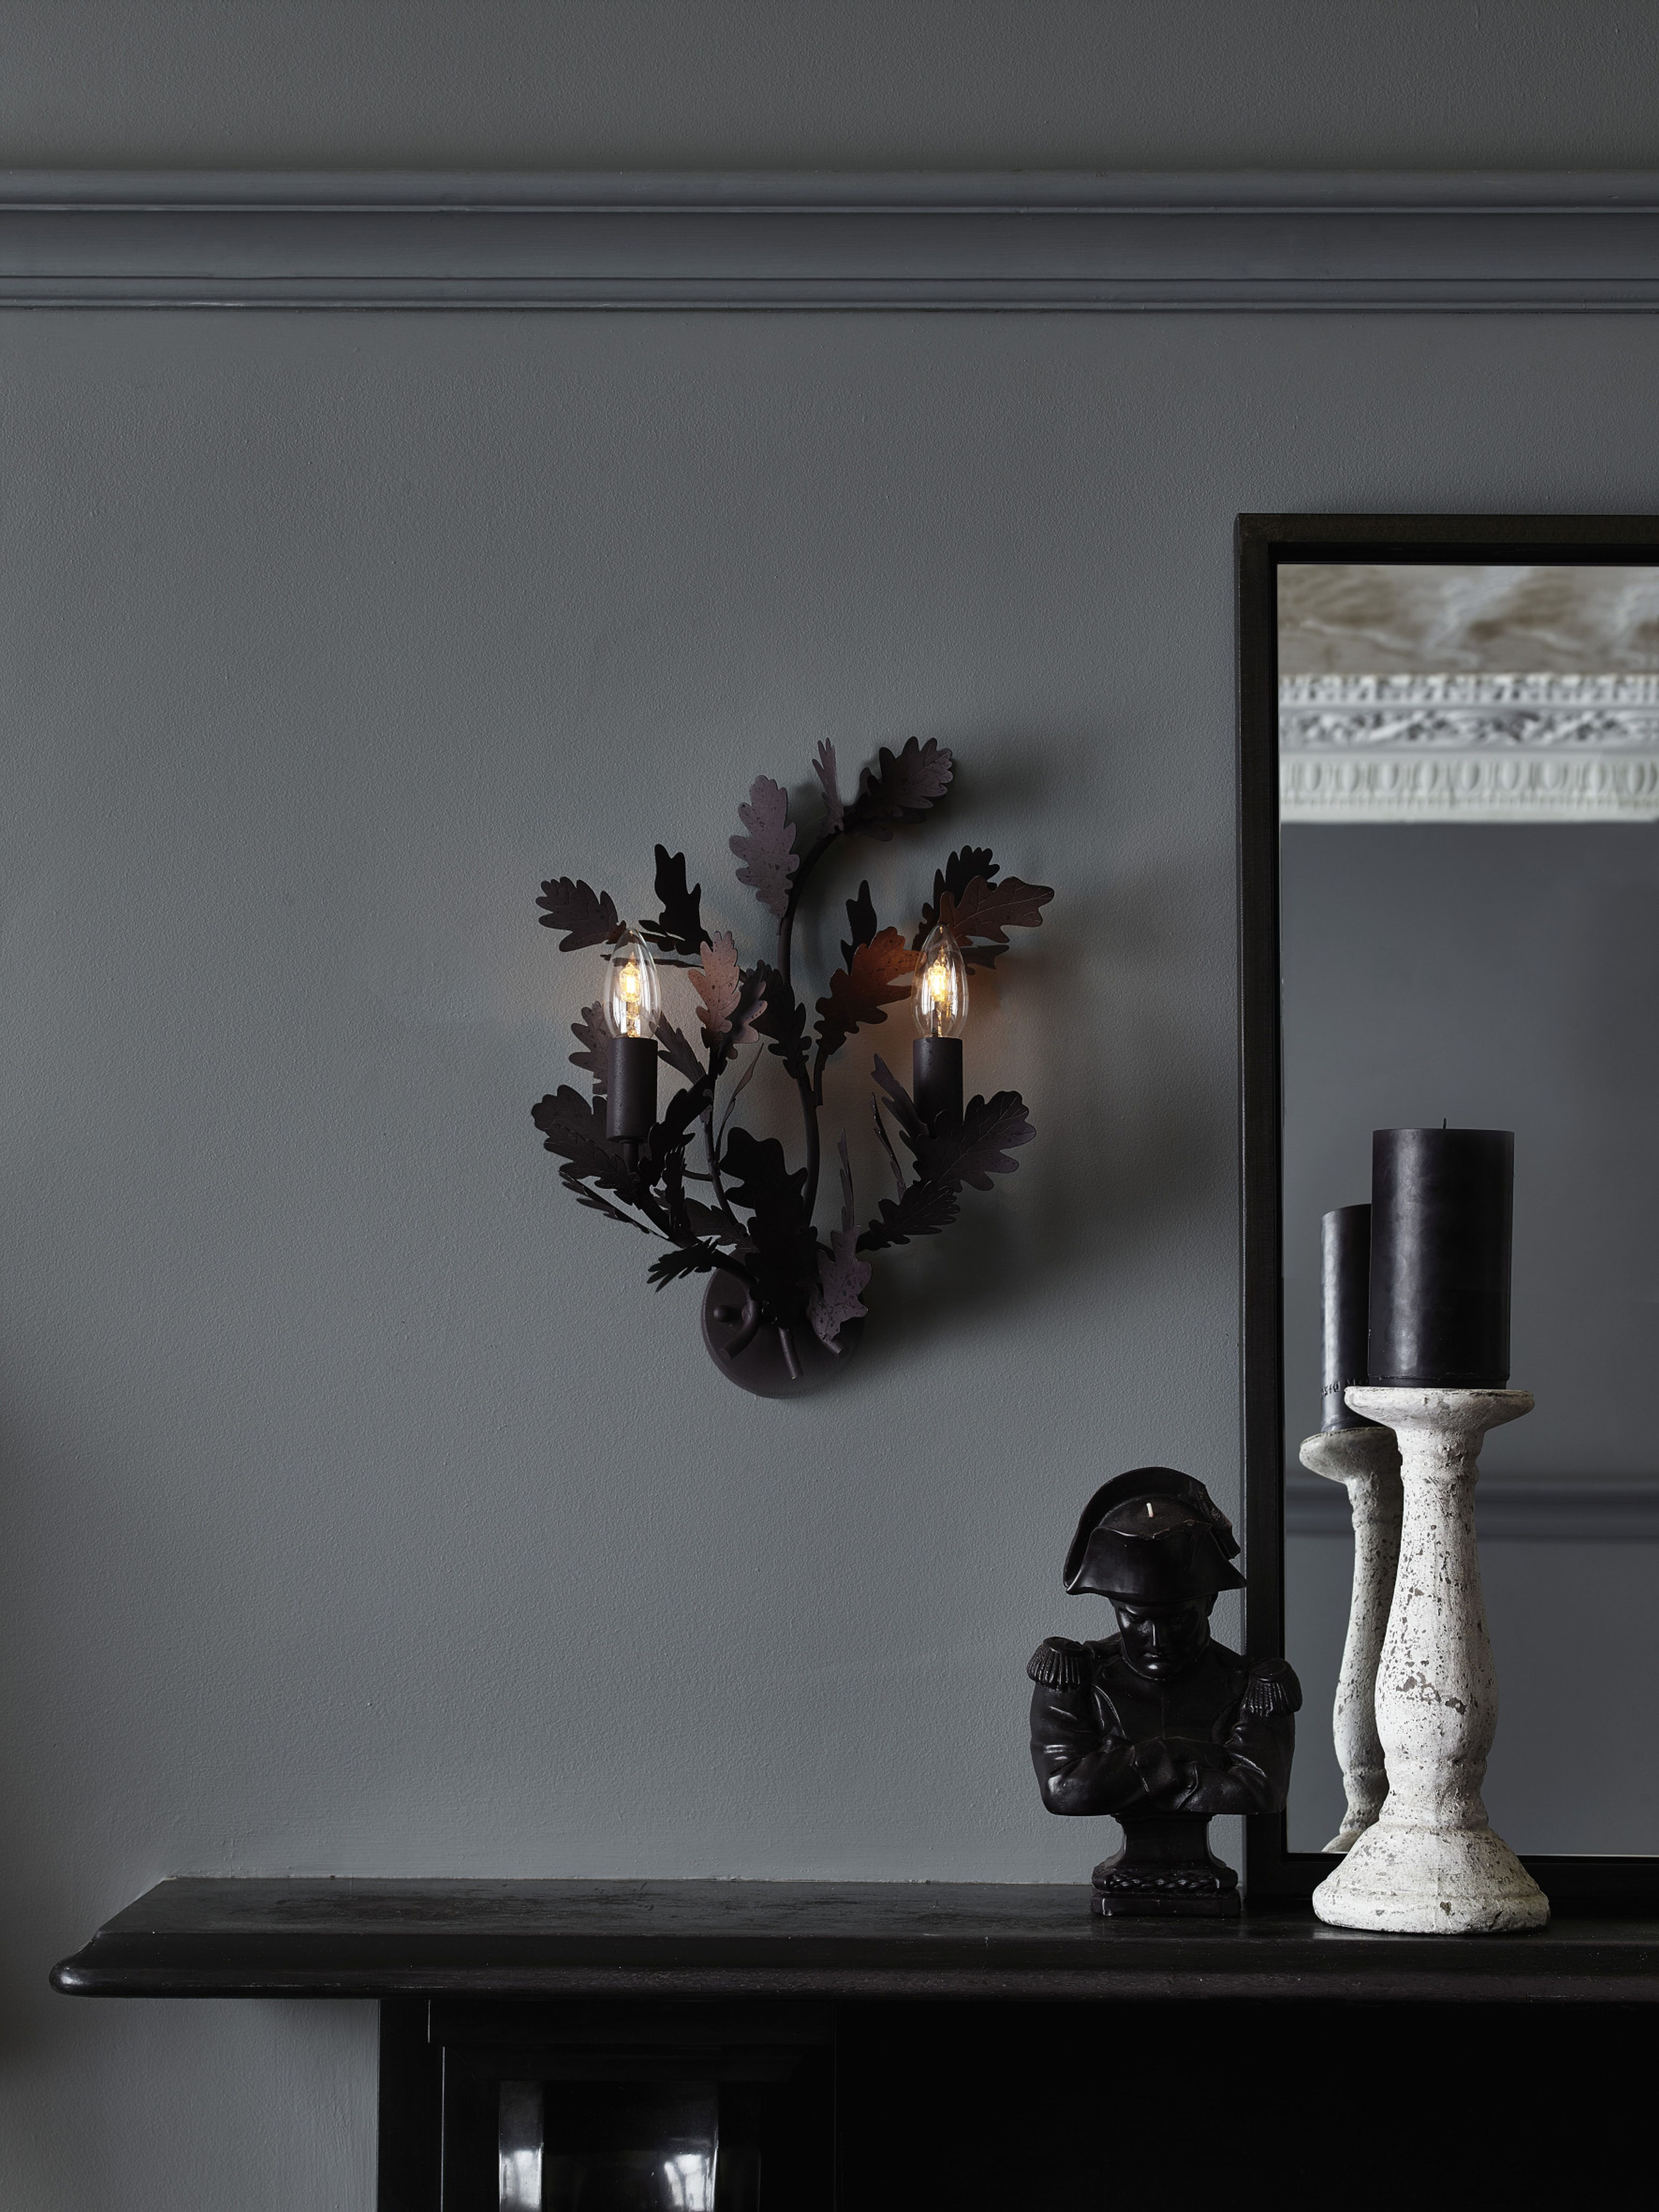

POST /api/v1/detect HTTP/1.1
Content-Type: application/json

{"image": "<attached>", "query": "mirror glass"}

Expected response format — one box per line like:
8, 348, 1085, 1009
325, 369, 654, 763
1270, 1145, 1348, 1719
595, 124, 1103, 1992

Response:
1279, 561, 1659, 1856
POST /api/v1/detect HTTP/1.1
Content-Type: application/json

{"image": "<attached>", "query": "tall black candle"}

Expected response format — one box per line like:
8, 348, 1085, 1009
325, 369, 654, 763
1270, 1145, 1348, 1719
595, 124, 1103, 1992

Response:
1369, 1128, 1514, 1388
1321, 1204, 1379, 1430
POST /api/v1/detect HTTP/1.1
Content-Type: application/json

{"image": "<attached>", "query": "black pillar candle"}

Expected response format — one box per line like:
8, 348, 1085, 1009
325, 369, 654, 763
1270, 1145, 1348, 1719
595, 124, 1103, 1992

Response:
1368, 1128, 1514, 1388
1321, 1204, 1379, 1431
605, 1036, 658, 1143
912, 1036, 964, 1128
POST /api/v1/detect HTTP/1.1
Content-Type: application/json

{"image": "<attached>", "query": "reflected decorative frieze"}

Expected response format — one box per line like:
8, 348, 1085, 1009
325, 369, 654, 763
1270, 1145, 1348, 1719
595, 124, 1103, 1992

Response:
1279, 673, 1659, 820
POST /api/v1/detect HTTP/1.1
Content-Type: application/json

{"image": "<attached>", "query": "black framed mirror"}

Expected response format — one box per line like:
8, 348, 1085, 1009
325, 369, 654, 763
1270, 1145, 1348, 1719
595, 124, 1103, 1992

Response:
1239, 514, 1659, 1909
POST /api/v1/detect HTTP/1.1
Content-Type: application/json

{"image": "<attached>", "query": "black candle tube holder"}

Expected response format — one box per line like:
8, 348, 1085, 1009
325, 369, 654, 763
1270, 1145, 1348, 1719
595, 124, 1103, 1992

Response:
912, 1037, 963, 1128
605, 1036, 658, 1143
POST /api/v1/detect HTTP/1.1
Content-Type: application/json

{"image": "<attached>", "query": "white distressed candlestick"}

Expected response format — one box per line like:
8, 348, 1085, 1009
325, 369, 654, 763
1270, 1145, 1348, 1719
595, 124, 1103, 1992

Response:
1297, 1424, 1402, 1853
1312, 1386, 1548, 1936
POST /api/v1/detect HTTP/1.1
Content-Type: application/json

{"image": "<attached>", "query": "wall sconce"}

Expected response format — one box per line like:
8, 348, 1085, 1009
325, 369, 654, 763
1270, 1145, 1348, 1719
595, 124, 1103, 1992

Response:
533, 738, 1053, 1396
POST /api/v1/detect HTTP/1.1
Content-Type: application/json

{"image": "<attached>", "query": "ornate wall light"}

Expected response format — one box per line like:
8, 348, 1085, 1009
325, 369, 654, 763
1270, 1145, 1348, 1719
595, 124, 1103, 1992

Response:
532, 738, 1053, 1396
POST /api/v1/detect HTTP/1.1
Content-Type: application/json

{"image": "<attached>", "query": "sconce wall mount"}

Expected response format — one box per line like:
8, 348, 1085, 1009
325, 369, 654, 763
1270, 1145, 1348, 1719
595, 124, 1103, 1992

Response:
533, 738, 1053, 1395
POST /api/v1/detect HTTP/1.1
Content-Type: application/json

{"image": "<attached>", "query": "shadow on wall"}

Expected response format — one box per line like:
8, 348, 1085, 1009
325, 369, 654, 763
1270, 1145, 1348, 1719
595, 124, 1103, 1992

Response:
850, 846, 1231, 1372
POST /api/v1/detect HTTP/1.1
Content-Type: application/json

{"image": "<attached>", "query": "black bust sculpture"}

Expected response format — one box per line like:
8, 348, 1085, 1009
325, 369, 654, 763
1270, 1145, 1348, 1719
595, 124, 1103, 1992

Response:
1027, 1468, 1301, 1918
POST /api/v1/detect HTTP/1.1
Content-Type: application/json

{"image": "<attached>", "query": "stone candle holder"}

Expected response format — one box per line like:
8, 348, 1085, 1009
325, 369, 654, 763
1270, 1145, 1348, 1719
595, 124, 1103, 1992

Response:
1311, 1386, 1548, 1936
1297, 1423, 1402, 1853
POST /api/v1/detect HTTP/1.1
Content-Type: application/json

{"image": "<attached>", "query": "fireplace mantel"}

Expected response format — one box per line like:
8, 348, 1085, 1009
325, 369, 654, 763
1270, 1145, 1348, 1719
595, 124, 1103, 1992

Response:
52, 1881, 1659, 2206
52, 1877, 1659, 2004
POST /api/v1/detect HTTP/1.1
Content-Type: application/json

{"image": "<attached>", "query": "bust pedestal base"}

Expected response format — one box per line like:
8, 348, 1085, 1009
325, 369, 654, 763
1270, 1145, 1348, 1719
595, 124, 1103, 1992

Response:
1091, 1815, 1240, 1918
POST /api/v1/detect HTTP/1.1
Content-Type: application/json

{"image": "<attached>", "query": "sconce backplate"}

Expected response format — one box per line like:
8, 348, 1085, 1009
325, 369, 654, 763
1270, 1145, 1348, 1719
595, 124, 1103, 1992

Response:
700, 1271, 862, 1399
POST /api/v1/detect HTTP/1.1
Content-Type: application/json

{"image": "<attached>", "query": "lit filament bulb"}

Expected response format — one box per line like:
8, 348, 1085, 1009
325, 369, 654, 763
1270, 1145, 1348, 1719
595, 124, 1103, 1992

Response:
605, 929, 662, 1040
912, 924, 969, 1039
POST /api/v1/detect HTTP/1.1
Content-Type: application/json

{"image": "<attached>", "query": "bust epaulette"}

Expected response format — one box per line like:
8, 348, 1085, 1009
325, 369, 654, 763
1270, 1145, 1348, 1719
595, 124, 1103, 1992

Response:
1239, 1655, 1303, 1719
1027, 1636, 1096, 1691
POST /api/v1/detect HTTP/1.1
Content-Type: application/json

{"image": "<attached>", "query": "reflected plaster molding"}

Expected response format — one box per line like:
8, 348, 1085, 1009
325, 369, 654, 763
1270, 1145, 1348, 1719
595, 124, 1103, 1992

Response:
1280, 672, 1659, 821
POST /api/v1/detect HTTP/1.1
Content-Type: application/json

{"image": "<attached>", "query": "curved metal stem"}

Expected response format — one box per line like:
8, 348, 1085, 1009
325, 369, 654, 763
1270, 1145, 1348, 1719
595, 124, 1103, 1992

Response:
779, 831, 835, 1220
702, 1104, 745, 1244
717, 1293, 763, 1363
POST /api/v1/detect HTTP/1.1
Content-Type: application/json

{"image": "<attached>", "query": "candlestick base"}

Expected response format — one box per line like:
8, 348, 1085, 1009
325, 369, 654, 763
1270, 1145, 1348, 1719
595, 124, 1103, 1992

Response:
1297, 1425, 1402, 1854
1311, 1387, 1548, 1936
1312, 1822, 1547, 1936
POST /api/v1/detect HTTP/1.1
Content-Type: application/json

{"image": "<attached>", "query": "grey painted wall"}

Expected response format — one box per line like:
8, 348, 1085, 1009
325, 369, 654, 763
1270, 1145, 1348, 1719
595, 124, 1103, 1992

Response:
16, 302, 1659, 2212
1280, 822, 1659, 1853
9, 8, 1659, 2209
1281, 822, 1659, 1475
8, 0, 1659, 169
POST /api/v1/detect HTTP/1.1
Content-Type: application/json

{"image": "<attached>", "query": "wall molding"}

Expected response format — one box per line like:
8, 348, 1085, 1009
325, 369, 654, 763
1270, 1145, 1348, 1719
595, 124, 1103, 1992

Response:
1280, 672, 1659, 821
12, 170, 1659, 309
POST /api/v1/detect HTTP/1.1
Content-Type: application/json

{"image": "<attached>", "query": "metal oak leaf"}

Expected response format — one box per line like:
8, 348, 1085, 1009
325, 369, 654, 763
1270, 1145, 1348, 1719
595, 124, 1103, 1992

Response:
641, 846, 709, 963
840, 880, 880, 970
722, 1126, 818, 1313
914, 1090, 1035, 1191
808, 1228, 871, 1351
691, 931, 743, 1045
723, 1125, 809, 1225
915, 846, 998, 942
656, 1018, 705, 1085
536, 876, 622, 951
561, 1167, 646, 1228
813, 928, 915, 1088
715, 1044, 764, 1150
679, 1197, 737, 1244
570, 1001, 609, 1092
692, 935, 768, 1074
813, 740, 845, 833
939, 875, 1055, 969
857, 1179, 962, 1252
750, 962, 809, 1079
533, 1085, 625, 1187
871, 1054, 924, 1146
870, 1094, 907, 1199
653, 1080, 717, 1173
725, 967, 769, 1064
647, 1241, 727, 1290
847, 736, 954, 841
730, 775, 799, 919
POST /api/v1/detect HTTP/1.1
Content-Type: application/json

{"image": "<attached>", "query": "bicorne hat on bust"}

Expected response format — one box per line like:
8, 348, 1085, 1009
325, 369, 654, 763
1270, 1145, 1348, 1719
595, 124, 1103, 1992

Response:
1062, 1467, 1246, 1604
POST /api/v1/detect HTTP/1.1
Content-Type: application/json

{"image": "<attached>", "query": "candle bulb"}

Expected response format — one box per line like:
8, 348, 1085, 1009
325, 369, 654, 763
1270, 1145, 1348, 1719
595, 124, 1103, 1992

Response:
603, 928, 661, 1145
1321, 1204, 1380, 1432
911, 922, 968, 1127
1368, 1127, 1514, 1389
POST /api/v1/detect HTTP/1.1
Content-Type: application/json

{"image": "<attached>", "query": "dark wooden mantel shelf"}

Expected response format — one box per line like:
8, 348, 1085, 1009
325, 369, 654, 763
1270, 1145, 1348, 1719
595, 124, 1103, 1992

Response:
50, 1878, 1659, 2004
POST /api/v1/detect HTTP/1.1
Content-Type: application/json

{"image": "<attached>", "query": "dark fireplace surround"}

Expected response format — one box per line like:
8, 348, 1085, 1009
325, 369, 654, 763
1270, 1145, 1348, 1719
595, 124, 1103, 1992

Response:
52, 1875, 1659, 2208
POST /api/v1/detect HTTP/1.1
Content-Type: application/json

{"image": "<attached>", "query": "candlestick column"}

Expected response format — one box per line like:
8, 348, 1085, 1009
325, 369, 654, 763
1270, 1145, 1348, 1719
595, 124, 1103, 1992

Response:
1297, 1424, 1402, 1853
1312, 1386, 1548, 1935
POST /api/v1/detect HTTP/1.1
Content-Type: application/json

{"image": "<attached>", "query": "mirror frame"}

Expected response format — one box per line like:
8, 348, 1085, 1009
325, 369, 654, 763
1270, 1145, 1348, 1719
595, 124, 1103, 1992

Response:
1237, 511, 1659, 1909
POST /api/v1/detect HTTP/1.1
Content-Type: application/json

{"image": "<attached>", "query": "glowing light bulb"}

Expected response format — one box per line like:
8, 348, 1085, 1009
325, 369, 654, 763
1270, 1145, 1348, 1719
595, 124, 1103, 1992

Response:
605, 929, 662, 1041
912, 924, 969, 1040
